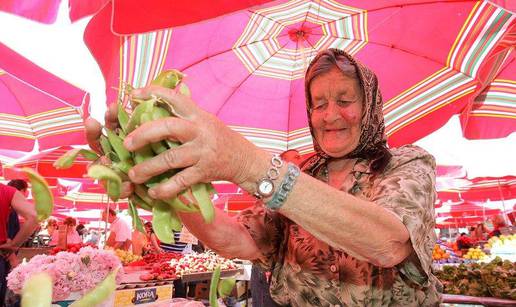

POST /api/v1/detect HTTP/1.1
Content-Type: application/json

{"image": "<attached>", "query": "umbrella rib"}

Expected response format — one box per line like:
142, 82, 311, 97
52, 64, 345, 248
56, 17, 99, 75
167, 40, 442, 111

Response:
214, 41, 291, 116
301, 0, 475, 33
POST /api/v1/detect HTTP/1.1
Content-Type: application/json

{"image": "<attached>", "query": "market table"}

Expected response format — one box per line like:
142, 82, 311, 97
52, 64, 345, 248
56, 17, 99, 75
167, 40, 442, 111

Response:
443, 294, 516, 306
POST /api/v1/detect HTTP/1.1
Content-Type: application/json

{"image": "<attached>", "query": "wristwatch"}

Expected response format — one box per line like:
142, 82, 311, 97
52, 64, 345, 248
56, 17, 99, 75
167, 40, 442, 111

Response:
253, 155, 283, 199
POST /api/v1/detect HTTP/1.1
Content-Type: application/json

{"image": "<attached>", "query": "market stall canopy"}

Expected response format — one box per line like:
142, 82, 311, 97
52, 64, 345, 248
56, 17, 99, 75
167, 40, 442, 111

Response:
85, 0, 515, 154
437, 175, 516, 202
0, 42, 90, 152
1, 146, 91, 181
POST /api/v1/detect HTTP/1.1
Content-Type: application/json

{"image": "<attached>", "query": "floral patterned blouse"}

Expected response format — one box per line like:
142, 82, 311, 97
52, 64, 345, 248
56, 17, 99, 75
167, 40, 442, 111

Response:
239, 145, 442, 306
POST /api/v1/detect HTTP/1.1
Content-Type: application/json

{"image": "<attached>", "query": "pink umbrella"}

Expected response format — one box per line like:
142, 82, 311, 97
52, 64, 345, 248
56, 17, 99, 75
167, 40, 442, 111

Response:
85, 0, 515, 153
0, 0, 60, 24
438, 175, 516, 202
435, 201, 501, 218
462, 52, 515, 139
0, 42, 90, 152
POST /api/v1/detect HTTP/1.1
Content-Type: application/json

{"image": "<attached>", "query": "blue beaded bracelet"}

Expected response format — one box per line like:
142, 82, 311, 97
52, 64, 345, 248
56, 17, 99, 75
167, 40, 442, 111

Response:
266, 163, 300, 210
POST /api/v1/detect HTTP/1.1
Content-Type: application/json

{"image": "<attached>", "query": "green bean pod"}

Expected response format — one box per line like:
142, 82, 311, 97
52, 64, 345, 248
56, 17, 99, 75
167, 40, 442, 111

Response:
165, 196, 199, 213
128, 199, 145, 233
178, 83, 191, 97
53, 148, 99, 169
106, 129, 131, 162
209, 266, 222, 307
87, 165, 122, 201
22, 168, 53, 221
152, 201, 175, 244
133, 145, 154, 164
169, 206, 183, 232
218, 278, 236, 298
99, 135, 113, 156
130, 194, 153, 211
151, 69, 184, 89
69, 268, 119, 307
125, 98, 155, 132
134, 185, 155, 207
117, 102, 130, 133
112, 160, 132, 175
21, 272, 52, 307
192, 183, 215, 223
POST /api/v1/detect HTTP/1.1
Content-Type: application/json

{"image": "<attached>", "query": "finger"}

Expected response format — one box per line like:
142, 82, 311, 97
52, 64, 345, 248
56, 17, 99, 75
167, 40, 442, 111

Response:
105, 103, 119, 130
131, 85, 198, 119
148, 167, 204, 199
128, 143, 200, 184
84, 117, 102, 154
119, 181, 134, 199
124, 117, 197, 151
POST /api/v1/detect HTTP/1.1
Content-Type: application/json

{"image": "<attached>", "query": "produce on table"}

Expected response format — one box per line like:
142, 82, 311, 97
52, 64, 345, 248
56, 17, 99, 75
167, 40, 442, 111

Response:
50, 243, 96, 255
485, 234, 516, 261
139, 262, 177, 281
53, 69, 217, 244
463, 247, 488, 260
435, 257, 516, 299
169, 252, 237, 277
432, 244, 450, 261
112, 249, 142, 266
21, 272, 52, 307
129, 252, 182, 267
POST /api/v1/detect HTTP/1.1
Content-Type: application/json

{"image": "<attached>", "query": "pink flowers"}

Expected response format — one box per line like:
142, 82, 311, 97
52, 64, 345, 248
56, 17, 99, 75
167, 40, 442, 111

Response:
8, 247, 122, 301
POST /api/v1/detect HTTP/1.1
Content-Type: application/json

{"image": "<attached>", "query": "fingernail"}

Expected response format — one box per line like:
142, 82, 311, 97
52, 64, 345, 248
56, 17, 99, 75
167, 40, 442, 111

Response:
124, 137, 133, 149
148, 188, 157, 198
128, 169, 136, 180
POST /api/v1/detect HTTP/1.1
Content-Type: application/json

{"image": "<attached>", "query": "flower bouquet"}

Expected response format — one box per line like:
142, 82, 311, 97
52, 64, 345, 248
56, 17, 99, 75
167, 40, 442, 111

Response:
8, 246, 122, 301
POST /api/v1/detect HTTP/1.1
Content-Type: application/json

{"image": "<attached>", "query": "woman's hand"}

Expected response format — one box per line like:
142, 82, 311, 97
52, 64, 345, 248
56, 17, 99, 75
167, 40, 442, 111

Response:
124, 85, 265, 200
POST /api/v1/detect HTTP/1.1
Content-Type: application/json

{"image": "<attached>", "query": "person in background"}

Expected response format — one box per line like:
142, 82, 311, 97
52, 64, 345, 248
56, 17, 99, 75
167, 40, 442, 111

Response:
456, 232, 473, 251
471, 223, 488, 242
76, 223, 87, 239
131, 218, 149, 256
0, 183, 38, 304
63, 217, 82, 245
489, 215, 508, 238
46, 218, 59, 246
85, 229, 100, 246
144, 222, 161, 254
250, 149, 304, 307
102, 208, 132, 250
6, 180, 28, 243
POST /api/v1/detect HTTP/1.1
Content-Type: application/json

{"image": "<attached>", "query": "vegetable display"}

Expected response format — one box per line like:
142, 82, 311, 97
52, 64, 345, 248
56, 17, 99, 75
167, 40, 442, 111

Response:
54, 69, 216, 244
435, 257, 516, 299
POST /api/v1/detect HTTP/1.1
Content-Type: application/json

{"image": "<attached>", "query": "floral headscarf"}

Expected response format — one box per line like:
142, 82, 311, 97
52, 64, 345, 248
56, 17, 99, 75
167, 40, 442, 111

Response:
302, 49, 389, 175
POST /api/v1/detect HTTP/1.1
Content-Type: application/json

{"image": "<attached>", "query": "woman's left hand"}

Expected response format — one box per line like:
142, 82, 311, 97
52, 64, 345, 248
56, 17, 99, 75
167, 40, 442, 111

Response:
124, 85, 266, 200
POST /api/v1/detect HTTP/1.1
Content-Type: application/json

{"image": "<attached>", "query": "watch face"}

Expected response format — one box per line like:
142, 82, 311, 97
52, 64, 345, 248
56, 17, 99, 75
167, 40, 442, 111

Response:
258, 179, 274, 197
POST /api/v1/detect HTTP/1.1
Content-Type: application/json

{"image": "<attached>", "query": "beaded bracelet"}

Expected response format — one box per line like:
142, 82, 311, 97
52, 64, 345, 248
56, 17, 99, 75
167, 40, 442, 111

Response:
266, 163, 301, 210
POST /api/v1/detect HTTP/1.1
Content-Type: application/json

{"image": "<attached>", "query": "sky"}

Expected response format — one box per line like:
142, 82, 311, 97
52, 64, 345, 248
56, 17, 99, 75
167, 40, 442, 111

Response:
0, 1, 514, 179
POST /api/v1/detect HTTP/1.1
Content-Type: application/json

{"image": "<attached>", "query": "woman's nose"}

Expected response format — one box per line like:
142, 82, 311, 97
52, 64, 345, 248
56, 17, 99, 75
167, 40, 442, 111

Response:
323, 100, 341, 122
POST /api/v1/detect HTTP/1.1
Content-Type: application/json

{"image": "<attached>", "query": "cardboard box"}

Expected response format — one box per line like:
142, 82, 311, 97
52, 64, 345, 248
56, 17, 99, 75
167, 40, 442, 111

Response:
114, 284, 173, 306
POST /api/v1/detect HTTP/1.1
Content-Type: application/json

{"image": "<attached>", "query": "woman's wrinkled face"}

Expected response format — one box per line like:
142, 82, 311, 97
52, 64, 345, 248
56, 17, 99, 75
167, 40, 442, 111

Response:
310, 67, 363, 157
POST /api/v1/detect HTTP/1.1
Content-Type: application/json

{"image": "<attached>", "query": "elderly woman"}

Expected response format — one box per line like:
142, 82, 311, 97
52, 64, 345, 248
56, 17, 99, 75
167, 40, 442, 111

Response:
86, 48, 441, 306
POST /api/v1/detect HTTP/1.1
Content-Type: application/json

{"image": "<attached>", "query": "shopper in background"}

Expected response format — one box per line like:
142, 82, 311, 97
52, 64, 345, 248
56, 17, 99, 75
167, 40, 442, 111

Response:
102, 209, 132, 250
488, 215, 508, 238
63, 217, 82, 245
144, 222, 161, 254
471, 223, 488, 242
131, 218, 149, 256
46, 218, 59, 246
0, 183, 38, 304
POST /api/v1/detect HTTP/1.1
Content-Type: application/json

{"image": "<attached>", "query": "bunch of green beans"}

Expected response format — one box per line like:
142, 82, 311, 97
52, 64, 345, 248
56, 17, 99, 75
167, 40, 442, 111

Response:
54, 70, 216, 244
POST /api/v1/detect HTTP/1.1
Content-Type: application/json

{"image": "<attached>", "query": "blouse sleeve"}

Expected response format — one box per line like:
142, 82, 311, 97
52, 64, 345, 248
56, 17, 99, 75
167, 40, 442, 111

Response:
237, 204, 286, 271
370, 145, 437, 286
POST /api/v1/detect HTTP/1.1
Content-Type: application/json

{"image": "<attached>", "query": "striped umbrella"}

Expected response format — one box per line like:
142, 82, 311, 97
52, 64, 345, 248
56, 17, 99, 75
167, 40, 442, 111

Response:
462, 52, 515, 139
85, 0, 514, 154
0, 42, 90, 152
